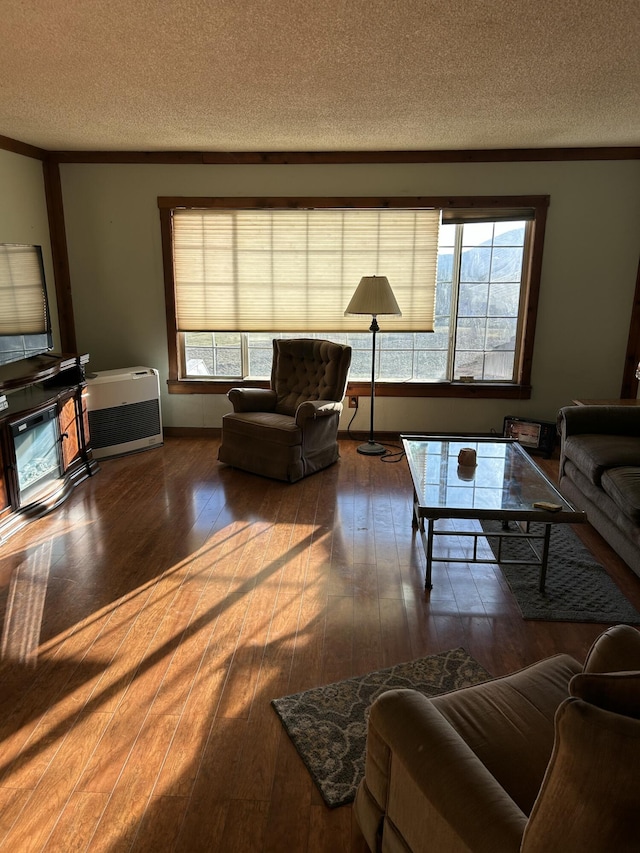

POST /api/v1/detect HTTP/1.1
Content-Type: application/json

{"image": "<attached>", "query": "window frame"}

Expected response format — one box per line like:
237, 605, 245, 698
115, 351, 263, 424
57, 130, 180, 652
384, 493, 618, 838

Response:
159, 195, 549, 399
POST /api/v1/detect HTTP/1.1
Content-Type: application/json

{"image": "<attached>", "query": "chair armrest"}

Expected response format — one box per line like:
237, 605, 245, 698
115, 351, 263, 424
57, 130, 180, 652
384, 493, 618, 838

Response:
583, 624, 640, 673
295, 399, 342, 425
366, 689, 526, 853
227, 388, 277, 413
558, 405, 640, 438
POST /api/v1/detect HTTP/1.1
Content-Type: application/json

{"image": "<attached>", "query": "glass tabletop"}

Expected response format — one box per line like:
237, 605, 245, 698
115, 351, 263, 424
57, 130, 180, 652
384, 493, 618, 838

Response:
401, 436, 583, 520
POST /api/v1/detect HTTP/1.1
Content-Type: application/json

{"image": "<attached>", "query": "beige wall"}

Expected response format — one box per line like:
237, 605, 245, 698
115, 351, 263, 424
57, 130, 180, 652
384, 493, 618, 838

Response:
0, 149, 60, 350
59, 160, 640, 431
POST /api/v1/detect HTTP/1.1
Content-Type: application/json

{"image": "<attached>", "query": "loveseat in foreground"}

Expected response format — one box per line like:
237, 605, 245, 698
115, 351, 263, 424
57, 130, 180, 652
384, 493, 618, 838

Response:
354, 625, 640, 852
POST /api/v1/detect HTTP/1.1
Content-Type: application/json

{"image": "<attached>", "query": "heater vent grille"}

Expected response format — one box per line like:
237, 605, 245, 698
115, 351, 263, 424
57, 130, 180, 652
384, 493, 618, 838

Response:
88, 399, 161, 450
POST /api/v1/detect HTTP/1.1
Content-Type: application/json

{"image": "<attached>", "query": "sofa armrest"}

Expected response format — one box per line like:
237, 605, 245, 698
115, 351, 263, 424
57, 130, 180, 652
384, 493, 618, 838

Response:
558, 405, 640, 438
360, 689, 526, 853
295, 399, 342, 425
227, 388, 277, 413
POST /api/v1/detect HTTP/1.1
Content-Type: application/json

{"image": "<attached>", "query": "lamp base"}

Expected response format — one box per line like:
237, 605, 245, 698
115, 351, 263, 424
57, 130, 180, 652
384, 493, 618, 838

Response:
357, 440, 387, 456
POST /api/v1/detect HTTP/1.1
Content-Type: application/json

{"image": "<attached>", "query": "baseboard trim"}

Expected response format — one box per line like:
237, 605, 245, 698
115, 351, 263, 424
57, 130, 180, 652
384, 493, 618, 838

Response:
164, 426, 221, 437
163, 427, 496, 441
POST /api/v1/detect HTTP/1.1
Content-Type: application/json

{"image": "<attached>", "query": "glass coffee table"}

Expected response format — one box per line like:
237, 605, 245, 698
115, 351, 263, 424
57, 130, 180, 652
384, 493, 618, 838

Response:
401, 435, 586, 590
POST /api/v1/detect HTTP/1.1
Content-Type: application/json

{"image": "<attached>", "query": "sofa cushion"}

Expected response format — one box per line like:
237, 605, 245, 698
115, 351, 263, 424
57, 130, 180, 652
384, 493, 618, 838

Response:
561, 461, 640, 557
563, 434, 640, 486
601, 466, 640, 523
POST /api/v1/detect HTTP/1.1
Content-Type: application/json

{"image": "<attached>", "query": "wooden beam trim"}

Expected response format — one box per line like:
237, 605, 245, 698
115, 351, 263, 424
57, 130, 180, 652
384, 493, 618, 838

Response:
42, 160, 77, 352
167, 379, 532, 400
159, 207, 180, 381
620, 253, 640, 399
157, 195, 550, 211
0, 134, 47, 160
50, 147, 640, 165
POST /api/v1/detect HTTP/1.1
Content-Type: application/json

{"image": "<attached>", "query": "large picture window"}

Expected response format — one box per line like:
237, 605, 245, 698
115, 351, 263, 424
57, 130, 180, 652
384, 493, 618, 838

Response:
159, 196, 548, 397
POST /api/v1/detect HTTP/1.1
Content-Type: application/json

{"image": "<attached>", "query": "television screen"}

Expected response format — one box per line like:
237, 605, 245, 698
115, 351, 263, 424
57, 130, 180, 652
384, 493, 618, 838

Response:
0, 243, 53, 367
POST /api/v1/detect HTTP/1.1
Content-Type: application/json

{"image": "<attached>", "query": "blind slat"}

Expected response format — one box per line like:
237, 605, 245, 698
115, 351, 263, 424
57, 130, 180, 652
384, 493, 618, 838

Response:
172, 209, 440, 333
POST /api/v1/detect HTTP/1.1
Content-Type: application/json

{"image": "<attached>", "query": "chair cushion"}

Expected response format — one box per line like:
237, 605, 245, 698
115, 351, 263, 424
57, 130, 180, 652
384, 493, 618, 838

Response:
600, 466, 640, 523
562, 434, 640, 486
431, 653, 581, 815
570, 671, 640, 718
221, 411, 301, 447
521, 695, 640, 852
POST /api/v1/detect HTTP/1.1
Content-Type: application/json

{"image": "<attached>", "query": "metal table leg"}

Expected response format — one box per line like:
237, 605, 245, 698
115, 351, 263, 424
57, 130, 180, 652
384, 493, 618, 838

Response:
425, 518, 434, 590
539, 523, 551, 592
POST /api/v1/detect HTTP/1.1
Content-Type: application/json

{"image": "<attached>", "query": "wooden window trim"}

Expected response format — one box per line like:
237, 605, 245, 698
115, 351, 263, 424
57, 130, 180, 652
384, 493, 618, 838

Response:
167, 378, 532, 400
160, 195, 549, 398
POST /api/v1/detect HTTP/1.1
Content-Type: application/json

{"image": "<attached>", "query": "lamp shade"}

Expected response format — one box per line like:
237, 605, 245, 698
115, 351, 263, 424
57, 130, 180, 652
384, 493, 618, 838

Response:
344, 275, 402, 317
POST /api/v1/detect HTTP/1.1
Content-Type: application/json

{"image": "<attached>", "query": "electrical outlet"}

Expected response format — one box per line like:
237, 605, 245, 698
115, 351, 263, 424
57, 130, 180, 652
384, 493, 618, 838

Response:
349, 396, 358, 408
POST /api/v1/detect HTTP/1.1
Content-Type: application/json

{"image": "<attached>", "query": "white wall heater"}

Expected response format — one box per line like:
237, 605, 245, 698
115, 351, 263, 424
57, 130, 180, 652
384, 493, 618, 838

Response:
86, 367, 163, 459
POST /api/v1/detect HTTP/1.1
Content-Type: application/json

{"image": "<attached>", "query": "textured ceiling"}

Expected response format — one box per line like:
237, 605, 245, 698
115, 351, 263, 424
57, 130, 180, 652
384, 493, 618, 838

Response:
1, 0, 639, 153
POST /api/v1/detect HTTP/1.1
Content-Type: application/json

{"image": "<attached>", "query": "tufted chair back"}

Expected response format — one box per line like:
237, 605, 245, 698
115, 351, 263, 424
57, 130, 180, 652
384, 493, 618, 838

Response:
271, 338, 351, 416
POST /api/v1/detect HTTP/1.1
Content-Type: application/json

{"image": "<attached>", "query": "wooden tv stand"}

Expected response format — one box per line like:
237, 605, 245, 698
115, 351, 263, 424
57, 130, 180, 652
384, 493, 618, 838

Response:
0, 353, 98, 542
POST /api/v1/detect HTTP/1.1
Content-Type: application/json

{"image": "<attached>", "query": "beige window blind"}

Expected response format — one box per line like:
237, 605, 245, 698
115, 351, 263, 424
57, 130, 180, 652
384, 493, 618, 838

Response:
0, 244, 48, 334
172, 208, 440, 333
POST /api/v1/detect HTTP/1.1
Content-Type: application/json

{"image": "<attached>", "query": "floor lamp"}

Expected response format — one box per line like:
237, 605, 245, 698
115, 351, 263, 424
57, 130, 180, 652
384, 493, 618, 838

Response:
345, 275, 401, 455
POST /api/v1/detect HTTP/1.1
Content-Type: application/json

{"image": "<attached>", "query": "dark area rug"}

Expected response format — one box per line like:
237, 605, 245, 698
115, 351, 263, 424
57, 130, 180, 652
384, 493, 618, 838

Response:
481, 520, 640, 624
271, 647, 490, 808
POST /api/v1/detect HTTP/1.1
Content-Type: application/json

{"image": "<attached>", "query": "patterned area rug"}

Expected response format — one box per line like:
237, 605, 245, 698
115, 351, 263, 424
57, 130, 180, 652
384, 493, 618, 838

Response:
481, 520, 640, 623
271, 647, 490, 808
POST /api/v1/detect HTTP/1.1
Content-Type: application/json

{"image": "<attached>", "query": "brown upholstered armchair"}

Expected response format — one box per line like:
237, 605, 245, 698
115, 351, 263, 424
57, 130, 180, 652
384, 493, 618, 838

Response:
354, 624, 640, 853
218, 338, 352, 482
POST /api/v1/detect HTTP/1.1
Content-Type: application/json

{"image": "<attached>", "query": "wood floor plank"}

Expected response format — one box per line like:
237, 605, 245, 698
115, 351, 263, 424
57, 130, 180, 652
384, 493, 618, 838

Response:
129, 795, 189, 852
41, 791, 109, 852
153, 592, 249, 799
218, 799, 270, 853
308, 802, 352, 853
0, 437, 638, 851
263, 731, 312, 853
0, 788, 32, 844
85, 713, 178, 851
149, 572, 233, 717
320, 594, 355, 685
352, 593, 383, 675
171, 717, 244, 850
1, 710, 112, 851
216, 585, 280, 720
228, 712, 282, 802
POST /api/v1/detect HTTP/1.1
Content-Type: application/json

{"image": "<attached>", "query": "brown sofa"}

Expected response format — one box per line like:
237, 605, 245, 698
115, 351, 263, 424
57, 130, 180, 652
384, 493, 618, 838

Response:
557, 405, 640, 574
354, 625, 640, 852
218, 338, 352, 482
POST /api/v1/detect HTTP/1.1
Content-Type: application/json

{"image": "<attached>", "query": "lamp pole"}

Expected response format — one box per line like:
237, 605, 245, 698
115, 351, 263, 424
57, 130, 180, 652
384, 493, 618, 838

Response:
358, 315, 386, 455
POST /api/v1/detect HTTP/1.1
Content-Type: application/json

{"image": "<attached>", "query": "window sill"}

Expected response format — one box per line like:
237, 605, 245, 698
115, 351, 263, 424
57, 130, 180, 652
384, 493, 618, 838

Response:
167, 379, 531, 399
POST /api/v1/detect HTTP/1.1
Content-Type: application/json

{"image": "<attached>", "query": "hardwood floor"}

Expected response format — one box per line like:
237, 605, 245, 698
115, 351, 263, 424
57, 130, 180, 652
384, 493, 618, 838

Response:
0, 436, 638, 852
